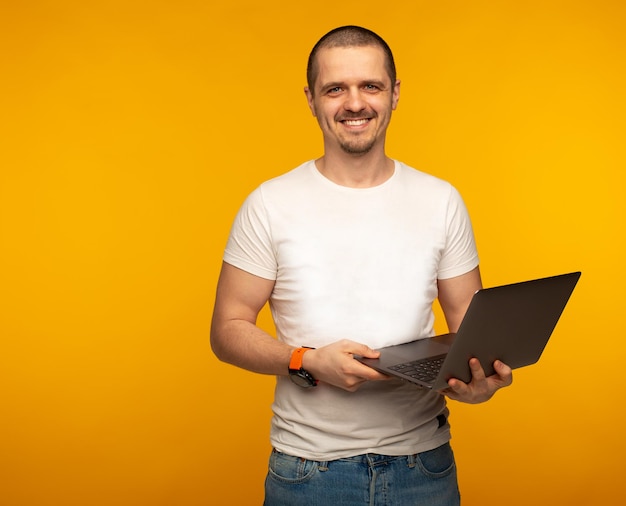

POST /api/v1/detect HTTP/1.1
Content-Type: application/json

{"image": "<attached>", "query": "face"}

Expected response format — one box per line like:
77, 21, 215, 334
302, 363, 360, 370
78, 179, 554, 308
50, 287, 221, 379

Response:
305, 45, 400, 157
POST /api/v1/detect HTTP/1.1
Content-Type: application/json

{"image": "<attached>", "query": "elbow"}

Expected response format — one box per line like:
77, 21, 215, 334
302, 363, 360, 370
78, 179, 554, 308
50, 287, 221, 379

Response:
210, 318, 242, 367
209, 321, 228, 363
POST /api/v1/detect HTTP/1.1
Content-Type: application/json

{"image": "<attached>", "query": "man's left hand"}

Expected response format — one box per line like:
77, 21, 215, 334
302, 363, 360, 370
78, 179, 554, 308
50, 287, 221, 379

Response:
439, 358, 513, 404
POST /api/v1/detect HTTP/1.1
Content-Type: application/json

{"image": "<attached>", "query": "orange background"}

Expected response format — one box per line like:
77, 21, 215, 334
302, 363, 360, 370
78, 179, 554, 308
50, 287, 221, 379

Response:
1, 1, 624, 504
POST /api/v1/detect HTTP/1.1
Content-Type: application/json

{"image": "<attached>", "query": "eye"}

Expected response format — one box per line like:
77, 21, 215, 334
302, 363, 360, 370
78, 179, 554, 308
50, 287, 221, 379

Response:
364, 84, 380, 91
327, 86, 343, 95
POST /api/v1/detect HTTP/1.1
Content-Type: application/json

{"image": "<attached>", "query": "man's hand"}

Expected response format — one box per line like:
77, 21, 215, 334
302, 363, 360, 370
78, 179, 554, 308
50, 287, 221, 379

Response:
439, 358, 513, 404
303, 340, 390, 392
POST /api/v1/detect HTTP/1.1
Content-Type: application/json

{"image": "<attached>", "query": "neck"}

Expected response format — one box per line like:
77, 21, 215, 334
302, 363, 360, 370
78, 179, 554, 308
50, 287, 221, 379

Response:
315, 150, 394, 188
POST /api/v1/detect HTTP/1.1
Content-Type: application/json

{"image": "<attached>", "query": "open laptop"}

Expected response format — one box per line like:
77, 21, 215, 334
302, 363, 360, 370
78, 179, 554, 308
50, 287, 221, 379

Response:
356, 272, 581, 390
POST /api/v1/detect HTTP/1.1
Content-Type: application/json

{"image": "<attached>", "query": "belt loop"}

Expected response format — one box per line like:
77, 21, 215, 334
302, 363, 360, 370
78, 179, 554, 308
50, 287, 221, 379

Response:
407, 454, 417, 468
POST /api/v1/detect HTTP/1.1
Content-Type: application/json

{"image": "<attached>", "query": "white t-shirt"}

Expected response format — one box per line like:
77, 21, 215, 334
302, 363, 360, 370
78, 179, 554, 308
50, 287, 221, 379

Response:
223, 160, 479, 460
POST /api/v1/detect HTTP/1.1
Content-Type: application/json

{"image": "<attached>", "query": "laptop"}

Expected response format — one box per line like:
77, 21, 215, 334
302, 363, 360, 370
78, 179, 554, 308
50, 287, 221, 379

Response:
356, 272, 581, 390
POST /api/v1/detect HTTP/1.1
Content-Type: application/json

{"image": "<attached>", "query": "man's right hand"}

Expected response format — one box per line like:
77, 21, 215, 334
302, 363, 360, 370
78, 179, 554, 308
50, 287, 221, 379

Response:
302, 340, 390, 392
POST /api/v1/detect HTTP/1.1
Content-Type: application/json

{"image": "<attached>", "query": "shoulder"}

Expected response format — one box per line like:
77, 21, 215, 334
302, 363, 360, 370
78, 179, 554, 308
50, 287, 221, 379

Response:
239, 161, 315, 210
394, 161, 457, 199
258, 161, 316, 192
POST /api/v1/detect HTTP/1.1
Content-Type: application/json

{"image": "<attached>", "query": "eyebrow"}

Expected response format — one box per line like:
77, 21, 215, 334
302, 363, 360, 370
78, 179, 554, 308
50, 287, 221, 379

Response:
319, 79, 389, 93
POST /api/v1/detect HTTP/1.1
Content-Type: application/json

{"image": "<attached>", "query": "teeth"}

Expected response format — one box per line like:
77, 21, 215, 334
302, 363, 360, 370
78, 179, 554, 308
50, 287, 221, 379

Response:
343, 119, 368, 126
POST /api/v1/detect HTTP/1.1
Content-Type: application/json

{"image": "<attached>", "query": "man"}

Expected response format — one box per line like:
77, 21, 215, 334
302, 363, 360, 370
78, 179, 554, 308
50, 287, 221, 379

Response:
211, 25, 512, 505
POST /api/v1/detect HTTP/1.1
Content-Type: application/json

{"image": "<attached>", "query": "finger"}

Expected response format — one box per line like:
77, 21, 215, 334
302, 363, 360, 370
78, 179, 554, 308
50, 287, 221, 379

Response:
368, 371, 392, 381
345, 369, 390, 391
446, 377, 468, 395
469, 357, 487, 381
353, 361, 390, 381
493, 360, 513, 385
342, 378, 368, 393
439, 384, 464, 401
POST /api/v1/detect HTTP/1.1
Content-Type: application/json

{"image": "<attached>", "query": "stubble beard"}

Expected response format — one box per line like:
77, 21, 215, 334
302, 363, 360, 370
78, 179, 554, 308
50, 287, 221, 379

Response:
335, 113, 381, 156
339, 137, 376, 156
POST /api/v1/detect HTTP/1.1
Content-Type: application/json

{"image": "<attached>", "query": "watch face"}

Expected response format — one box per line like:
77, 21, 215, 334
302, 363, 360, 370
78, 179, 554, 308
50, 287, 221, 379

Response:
289, 370, 317, 387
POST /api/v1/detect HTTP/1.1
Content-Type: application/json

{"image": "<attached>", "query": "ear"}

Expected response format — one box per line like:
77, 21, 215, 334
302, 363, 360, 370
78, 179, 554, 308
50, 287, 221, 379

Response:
304, 86, 317, 117
392, 80, 401, 110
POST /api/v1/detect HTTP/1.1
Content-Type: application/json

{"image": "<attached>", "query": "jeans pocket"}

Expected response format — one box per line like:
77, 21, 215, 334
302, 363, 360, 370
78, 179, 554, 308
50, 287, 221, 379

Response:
268, 450, 319, 484
415, 442, 456, 478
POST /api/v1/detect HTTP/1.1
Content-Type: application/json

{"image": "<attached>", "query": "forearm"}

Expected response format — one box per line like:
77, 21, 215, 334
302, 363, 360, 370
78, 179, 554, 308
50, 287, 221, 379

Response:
210, 318, 293, 376
211, 317, 394, 392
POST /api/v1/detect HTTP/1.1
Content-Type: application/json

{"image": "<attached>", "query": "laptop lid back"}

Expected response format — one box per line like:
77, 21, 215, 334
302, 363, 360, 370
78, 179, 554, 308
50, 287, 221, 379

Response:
431, 271, 581, 390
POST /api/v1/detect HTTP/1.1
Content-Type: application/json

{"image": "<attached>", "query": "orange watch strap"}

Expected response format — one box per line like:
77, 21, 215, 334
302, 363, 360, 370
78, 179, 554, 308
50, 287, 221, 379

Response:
289, 347, 313, 370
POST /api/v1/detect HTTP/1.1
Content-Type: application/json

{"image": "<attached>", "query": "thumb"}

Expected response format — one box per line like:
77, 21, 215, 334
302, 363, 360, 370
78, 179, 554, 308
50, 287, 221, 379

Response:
353, 343, 381, 359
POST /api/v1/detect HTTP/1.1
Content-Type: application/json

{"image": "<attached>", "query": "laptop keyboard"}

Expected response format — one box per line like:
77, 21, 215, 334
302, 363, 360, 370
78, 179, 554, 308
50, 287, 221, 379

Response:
389, 354, 447, 384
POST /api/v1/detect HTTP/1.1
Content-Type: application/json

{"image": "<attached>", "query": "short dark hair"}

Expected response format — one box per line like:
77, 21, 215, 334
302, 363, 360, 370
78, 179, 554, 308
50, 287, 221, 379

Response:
306, 25, 397, 94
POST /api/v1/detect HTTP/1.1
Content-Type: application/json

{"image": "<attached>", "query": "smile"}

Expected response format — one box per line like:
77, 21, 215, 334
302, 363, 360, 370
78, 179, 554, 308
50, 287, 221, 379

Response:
342, 119, 370, 126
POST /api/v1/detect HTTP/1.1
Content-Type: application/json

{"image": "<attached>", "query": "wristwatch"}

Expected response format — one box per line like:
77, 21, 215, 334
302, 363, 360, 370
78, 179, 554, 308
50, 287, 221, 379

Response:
288, 347, 318, 388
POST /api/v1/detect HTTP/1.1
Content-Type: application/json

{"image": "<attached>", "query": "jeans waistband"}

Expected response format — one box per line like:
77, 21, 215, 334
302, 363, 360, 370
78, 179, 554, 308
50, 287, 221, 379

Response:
338, 453, 417, 466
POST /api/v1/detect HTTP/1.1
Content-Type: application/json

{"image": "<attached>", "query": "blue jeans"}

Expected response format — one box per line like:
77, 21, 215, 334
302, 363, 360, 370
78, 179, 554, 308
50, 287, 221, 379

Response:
264, 442, 460, 506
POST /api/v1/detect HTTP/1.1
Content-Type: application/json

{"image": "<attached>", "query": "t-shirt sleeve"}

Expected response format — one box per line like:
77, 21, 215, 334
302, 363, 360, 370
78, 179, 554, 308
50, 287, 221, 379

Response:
223, 187, 278, 280
437, 186, 479, 280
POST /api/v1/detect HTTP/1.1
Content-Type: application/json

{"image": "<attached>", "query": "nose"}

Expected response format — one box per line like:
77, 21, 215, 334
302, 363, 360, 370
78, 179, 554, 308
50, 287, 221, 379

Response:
344, 88, 366, 112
